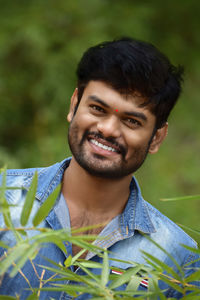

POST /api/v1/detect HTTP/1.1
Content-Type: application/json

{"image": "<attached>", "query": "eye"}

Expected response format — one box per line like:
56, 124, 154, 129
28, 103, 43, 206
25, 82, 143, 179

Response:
124, 118, 141, 128
89, 105, 105, 113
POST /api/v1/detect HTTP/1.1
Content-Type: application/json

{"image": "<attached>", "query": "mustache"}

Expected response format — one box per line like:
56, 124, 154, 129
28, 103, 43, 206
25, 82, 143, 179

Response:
81, 130, 127, 158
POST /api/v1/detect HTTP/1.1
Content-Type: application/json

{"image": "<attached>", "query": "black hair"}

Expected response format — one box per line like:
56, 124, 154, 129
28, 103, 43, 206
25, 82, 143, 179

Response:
76, 37, 184, 129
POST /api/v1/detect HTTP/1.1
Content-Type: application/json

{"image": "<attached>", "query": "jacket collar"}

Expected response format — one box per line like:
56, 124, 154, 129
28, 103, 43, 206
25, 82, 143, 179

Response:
120, 178, 156, 236
23, 158, 71, 202
24, 157, 156, 235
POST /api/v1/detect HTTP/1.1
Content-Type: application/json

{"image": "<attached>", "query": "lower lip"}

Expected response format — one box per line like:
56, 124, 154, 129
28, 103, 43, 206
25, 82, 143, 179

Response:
88, 140, 119, 156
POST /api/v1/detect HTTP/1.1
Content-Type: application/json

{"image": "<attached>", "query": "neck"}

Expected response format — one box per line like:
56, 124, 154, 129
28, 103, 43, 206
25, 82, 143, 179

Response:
62, 157, 132, 216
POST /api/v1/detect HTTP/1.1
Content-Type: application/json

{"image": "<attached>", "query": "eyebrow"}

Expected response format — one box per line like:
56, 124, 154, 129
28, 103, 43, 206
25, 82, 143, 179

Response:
87, 95, 147, 122
124, 111, 147, 122
88, 95, 110, 108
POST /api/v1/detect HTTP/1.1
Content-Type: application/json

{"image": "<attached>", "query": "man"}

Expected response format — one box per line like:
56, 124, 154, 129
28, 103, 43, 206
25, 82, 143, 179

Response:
0, 38, 199, 299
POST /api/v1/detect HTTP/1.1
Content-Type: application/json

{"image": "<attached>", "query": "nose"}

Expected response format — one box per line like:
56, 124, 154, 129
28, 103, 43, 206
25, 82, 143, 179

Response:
96, 116, 121, 138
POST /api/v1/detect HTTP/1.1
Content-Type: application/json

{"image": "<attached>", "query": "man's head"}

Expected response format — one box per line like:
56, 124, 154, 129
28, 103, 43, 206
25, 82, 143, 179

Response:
76, 37, 183, 129
67, 38, 183, 179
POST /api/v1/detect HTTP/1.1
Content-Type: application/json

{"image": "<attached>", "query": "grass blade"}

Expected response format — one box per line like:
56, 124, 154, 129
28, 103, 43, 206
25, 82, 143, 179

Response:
76, 262, 101, 284
101, 250, 109, 286
126, 274, 141, 291
181, 244, 200, 255
178, 224, 200, 236
0, 296, 17, 299
33, 184, 61, 226
10, 243, 39, 277
160, 195, 200, 202
0, 243, 29, 275
159, 273, 183, 293
0, 241, 9, 249
141, 234, 184, 277
142, 251, 182, 282
20, 172, 38, 226
109, 266, 141, 289
26, 293, 39, 300
184, 268, 200, 283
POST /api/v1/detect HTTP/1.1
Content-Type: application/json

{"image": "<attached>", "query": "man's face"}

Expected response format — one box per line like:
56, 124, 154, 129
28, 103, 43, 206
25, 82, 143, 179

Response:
67, 81, 164, 179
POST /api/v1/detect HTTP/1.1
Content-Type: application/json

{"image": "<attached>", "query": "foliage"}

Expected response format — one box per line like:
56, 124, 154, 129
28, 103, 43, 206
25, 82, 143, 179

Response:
0, 0, 199, 241
0, 169, 200, 299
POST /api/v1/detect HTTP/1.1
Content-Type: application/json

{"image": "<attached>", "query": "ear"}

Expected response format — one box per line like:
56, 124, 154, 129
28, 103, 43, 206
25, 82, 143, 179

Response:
67, 88, 79, 122
148, 123, 168, 154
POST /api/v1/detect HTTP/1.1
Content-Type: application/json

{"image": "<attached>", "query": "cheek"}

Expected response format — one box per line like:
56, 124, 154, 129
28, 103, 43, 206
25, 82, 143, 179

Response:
126, 132, 146, 147
125, 133, 151, 154
75, 111, 97, 129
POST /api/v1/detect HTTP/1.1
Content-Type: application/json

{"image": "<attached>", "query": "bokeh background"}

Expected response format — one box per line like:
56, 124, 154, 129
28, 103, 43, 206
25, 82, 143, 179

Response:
0, 0, 199, 241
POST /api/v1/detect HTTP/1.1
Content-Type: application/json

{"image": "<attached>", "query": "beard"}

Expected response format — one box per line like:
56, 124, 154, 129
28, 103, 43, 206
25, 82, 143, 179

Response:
68, 120, 153, 179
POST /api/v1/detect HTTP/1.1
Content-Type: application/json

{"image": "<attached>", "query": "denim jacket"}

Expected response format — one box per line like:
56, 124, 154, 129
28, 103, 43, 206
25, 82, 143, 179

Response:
0, 158, 199, 299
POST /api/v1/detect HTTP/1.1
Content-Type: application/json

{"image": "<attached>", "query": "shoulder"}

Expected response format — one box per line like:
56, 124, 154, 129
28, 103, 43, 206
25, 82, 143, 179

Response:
0, 158, 71, 204
143, 199, 197, 253
1, 158, 70, 187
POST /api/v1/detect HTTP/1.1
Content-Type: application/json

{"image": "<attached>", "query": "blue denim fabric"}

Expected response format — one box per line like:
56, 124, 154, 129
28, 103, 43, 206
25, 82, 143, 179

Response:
0, 157, 199, 299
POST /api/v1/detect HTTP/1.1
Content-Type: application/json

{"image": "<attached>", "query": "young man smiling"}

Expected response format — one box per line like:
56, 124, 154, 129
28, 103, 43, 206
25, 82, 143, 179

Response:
0, 38, 199, 299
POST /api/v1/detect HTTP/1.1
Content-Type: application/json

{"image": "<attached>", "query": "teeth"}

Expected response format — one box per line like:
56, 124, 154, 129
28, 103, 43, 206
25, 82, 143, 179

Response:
90, 139, 117, 152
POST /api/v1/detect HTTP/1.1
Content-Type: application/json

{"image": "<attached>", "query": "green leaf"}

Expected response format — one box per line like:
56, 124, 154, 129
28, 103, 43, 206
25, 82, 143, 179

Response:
38, 263, 97, 286
184, 268, 200, 283
68, 237, 103, 256
34, 234, 67, 254
144, 258, 163, 273
0, 243, 29, 276
0, 169, 6, 202
0, 296, 17, 299
76, 262, 101, 284
18, 230, 28, 237
160, 195, 200, 202
0, 187, 25, 190
26, 292, 39, 300
101, 250, 109, 286
0, 170, 11, 227
0, 170, 22, 242
0, 203, 18, 213
20, 171, 38, 226
33, 184, 61, 226
0, 241, 9, 249
159, 274, 183, 293
35, 284, 94, 294
142, 251, 182, 282
109, 257, 148, 270
178, 224, 200, 236
71, 223, 105, 234
141, 234, 184, 277
74, 260, 102, 269
181, 244, 200, 255
89, 297, 104, 300
64, 255, 72, 267
125, 274, 141, 291
71, 248, 87, 264
38, 255, 65, 269
183, 290, 200, 298
148, 276, 167, 300
109, 266, 141, 289
37, 264, 78, 279
10, 243, 39, 277
114, 289, 159, 297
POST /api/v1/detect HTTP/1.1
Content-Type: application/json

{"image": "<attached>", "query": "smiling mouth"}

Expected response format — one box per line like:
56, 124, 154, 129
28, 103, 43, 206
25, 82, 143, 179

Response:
90, 139, 118, 153
84, 131, 126, 157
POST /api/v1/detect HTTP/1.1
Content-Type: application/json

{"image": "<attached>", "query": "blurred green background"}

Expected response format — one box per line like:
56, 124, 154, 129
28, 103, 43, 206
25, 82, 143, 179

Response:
0, 0, 199, 241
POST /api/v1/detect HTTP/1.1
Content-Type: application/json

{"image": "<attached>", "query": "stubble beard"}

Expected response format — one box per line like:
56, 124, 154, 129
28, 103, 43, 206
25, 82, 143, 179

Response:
68, 121, 152, 179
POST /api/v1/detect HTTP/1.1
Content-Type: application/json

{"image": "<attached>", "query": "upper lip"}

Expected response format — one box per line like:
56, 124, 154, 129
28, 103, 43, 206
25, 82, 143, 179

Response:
88, 137, 121, 153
